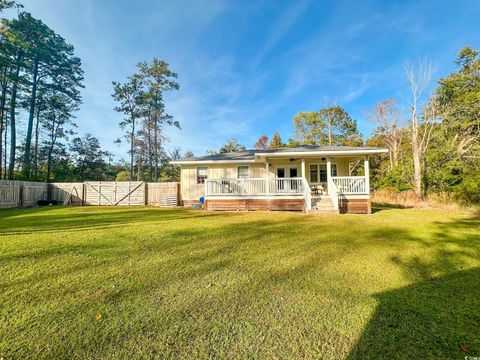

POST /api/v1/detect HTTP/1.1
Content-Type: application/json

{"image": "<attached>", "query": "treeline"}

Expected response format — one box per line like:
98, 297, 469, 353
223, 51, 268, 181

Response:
112, 58, 180, 182
0, 1, 183, 182
368, 47, 479, 204
0, 2, 84, 180
213, 104, 364, 153
214, 47, 479, 204
212, 104, 365, 154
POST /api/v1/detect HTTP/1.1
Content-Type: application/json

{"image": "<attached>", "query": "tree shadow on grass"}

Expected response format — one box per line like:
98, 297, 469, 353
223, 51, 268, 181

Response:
2, 208, 480, 358
371, 202, 414, 214
348, 215, 480, 359
347, 267, 480, 359
103, 214, 480, 358
0, 207, 228, 235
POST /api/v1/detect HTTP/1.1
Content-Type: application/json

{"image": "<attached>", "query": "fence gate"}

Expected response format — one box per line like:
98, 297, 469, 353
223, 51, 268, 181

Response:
84, 181, 145, 206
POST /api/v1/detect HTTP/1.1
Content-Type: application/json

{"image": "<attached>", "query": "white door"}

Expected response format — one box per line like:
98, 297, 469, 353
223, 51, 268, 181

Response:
276, 166, 299, 192
276, 166, 298, 178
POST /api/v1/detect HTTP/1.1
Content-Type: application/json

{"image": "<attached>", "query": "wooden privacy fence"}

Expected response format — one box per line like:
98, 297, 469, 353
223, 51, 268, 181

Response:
0, 180, 48, 208
53, 182, 180, 206
0, 181, 180, 208
49, 182, 84, 205
146, 182, 179, 206
84, 181, 146, 206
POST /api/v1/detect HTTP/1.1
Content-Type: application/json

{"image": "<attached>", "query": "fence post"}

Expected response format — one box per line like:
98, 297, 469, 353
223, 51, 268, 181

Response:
144, 182, 147, 205
113, 182, 117, 205
176, 183, 180, 206
82, 182, 86, 206
19, 185, 24, 208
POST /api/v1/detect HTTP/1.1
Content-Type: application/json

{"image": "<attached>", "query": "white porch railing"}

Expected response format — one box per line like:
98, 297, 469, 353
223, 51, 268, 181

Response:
327, 177, 339, 210
331, 176, 367, 194
302, 177, 312, 211
205, 178, 304, 196
206, 176, 368, 196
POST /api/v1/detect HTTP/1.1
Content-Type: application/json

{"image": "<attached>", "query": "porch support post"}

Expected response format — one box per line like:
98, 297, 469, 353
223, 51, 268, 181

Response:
326, 157, 332, 194
364, 155, 370, 194
301, 158, 305, 179
265, 159, 269, 195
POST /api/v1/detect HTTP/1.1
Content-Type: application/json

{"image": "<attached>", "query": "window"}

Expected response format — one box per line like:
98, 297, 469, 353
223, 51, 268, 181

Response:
320, 164, 327, 182
309, 164, 318, 183
237, 166, 249, 178
320, 164, 338, 181
197, 167, 207, 184
331, 164, 338, 177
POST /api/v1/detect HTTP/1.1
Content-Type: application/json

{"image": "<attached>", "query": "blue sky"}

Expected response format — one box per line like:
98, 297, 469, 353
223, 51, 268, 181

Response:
10, 0, 480, 160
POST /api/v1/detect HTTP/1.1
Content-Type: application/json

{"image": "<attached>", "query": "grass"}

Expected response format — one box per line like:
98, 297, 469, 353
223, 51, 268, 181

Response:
371, 189, 479, 213
0, 205, 479, 359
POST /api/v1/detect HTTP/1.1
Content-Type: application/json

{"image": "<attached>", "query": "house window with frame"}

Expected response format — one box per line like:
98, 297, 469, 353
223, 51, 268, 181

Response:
237, 166, 249, 179
309, 164, 318, 183
318, 164, 338, 182
319, 164, 327, 182
197, 167, 208, 184
331, 164, 338, 177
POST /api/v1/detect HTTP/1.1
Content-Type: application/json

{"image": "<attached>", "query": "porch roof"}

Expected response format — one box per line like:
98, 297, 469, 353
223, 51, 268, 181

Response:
171, 145, 388, 165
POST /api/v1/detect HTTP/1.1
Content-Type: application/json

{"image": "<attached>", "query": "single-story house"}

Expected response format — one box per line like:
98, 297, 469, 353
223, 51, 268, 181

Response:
170, 145, 388, 214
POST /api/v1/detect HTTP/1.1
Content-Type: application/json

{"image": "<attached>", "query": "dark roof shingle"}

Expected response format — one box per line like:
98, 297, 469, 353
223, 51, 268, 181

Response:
178, 145, 386, 162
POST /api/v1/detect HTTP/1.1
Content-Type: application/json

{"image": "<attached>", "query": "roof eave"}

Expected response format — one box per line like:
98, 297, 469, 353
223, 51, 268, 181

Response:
170, 148, 389, 165
256, 149, 389, 157
170, 159, 257, 165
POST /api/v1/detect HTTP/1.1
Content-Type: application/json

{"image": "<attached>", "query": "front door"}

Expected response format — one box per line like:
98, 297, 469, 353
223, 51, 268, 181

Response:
289, 167, 298, 190
276, 166, 299, 192
276, 166, 298, 178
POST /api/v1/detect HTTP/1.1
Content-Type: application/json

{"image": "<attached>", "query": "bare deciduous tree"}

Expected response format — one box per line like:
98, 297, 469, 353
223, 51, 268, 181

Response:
369, 98, 402, 170
405, 60, 436, 197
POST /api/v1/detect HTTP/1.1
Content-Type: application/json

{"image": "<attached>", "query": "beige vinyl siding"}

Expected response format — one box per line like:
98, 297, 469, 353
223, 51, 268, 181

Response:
207, 164, 266, 179
179, 157, 363, 201
180, 167, 202, 202
180, 163, 266, 201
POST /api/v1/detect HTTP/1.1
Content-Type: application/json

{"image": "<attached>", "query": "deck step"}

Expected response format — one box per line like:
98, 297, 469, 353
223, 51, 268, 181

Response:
310, 195, 336, 213
308, 209, 340, 215
313, 200, 334, 205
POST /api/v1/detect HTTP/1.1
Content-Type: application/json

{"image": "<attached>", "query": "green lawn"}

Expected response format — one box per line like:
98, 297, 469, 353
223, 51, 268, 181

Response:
0, 206, 479, 359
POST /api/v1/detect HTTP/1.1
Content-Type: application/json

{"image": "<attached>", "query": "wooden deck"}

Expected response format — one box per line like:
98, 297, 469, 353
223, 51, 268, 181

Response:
204, 198, 304, 212
201, 195, 371, 214
339, 197, 371, 214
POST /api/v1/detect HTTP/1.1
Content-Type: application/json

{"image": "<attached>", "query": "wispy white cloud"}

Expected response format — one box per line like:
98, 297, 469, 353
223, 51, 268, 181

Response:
343, 73, 370, 103
252, 0, 311, 68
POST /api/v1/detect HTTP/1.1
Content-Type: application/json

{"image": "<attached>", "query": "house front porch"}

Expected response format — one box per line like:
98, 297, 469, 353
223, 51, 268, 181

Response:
204, 155, 371, 214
